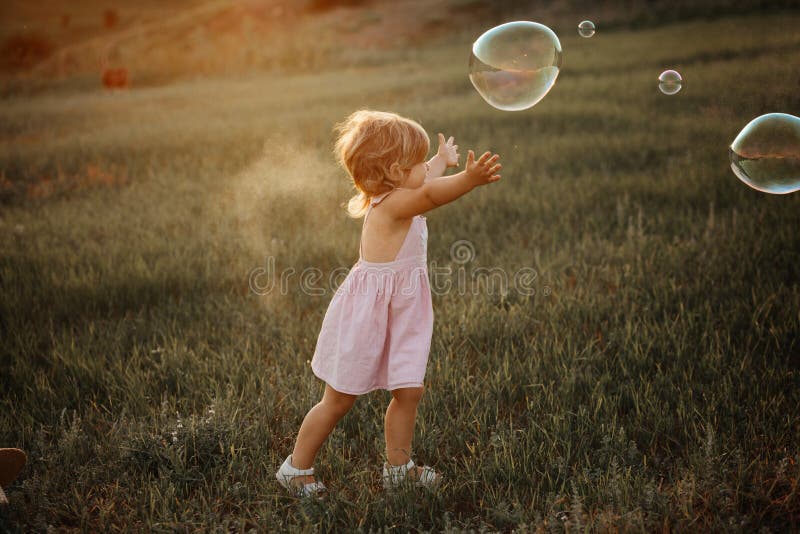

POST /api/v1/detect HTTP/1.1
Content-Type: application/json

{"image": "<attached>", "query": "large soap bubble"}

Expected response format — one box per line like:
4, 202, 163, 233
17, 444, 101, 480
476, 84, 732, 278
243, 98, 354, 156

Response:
469, 21, 562, 111
730, 113, 800, 194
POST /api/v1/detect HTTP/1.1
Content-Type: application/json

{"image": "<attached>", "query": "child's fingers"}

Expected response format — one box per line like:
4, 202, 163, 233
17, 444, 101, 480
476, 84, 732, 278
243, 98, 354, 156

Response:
488, 175, 502, 183
466, 150, 475, 166
485, 154, 500, 166
438, 133, 446, 146
479, 155, 499, 171
447, 136, 454, 145
489, 163, 502, 174
477, 151, 491, 165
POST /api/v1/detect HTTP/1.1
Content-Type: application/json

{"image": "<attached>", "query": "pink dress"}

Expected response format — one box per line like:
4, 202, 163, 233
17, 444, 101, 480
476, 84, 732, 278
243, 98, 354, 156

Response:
310, 190, 434, 395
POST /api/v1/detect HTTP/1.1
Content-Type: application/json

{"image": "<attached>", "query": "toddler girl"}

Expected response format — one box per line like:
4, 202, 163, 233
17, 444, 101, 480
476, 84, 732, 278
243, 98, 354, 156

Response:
276, 110, 502, 497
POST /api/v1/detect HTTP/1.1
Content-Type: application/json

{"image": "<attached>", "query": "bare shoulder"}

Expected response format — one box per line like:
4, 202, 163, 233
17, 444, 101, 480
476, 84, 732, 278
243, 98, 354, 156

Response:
379, 187, 434, 219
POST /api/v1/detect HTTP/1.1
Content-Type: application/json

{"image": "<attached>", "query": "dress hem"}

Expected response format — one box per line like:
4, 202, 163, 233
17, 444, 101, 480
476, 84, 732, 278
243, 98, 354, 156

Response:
311, 363, 423, 395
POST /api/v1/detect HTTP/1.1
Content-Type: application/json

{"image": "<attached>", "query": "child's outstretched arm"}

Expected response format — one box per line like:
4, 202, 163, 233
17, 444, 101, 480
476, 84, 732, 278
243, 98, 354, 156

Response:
385, 150, 502, 219
425, 133, 459, 183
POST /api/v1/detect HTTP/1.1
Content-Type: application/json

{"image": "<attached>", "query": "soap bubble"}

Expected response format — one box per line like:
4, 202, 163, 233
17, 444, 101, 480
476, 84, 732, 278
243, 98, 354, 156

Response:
658, 70, 682, 95
469, 21, 562, 111
578, 20, 595, 38
729, 113, 800, 194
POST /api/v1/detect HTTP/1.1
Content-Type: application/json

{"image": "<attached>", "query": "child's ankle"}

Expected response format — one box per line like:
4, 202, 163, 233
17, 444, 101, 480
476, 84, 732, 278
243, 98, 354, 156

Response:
289, 454, 312, 471
385, 448, 412, 468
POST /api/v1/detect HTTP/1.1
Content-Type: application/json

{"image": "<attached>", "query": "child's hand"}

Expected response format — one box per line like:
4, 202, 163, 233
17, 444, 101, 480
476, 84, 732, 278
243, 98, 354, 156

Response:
436, 133, 460, 168
464, 150, 502, 187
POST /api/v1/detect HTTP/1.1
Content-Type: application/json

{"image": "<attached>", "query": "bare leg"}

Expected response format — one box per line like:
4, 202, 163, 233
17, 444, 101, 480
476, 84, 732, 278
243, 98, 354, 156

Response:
384, 386, 442, 483
384, 386, 428, 477
289, 384, 357, 487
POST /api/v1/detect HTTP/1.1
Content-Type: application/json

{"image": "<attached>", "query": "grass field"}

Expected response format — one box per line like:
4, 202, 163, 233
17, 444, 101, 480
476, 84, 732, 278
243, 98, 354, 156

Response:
1, 4, 800, 532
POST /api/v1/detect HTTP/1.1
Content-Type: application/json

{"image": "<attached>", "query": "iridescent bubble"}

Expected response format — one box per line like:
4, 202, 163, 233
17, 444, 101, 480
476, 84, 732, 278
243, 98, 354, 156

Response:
469, 21, 562, 111
729, 113, 800, 194
658, 70, 682, 95
578, 20, 595, 38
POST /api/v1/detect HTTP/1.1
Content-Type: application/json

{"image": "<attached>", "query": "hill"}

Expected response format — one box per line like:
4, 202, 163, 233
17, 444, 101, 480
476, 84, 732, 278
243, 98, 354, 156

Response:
1, 0, 797, 91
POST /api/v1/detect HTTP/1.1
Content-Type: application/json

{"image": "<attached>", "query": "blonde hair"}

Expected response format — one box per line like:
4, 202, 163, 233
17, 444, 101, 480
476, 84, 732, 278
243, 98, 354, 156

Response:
334, 110, 430, 218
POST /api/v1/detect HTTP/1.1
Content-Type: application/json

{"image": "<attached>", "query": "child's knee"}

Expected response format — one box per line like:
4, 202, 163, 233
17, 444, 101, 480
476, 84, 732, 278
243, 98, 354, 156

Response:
322, 389, 357, 417
392, 385, 424, 405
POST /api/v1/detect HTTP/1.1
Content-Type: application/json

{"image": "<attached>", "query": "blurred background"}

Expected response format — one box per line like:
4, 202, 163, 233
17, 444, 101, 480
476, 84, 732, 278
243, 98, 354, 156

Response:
1, 0, 798, 90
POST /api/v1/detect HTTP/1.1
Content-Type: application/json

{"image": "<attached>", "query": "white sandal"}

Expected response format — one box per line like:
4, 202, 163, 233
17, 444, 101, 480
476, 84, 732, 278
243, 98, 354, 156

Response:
382, 458, 441, 490
275, 455, 327, 498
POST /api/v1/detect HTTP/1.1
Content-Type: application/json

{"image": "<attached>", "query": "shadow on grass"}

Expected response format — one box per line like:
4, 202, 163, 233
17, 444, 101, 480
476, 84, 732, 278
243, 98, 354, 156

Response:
0, 251, 243, 418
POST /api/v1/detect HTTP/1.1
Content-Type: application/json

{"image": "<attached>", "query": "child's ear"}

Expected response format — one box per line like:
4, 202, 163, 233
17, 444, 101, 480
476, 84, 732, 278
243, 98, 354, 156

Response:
388, 162, 404, 181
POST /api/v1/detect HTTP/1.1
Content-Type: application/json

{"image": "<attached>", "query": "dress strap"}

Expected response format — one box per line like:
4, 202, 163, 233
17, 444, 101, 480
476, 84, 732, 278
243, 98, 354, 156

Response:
370, 189, 395, 206
360, 189, 396, 259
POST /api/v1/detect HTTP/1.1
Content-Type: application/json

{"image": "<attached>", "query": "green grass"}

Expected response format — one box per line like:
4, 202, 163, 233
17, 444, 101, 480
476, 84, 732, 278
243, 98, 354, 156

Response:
2, 10, 800, 532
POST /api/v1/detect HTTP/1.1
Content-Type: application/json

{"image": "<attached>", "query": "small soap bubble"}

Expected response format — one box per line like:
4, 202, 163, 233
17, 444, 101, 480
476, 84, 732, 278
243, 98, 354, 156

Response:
469, 21, 562, 111
578, 20, 595, 38
658, 70, 682, 95
729, 112, 800, 194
